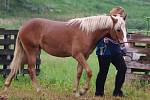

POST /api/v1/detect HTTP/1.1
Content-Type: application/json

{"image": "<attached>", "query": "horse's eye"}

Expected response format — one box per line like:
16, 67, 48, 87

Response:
117, 29, 121, 32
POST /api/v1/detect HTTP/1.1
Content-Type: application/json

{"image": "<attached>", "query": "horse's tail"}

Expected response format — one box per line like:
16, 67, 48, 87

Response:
9, 36, 25, 75
4, 35, 25, 87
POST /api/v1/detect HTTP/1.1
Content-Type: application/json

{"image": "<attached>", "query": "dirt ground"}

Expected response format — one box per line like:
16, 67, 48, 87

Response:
0, 88, 125, 100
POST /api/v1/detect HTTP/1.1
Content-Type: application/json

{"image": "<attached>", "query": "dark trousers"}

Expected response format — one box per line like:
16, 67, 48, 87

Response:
95, 54, 127, 96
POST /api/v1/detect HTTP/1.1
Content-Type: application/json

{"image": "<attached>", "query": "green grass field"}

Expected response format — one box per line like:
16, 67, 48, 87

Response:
0, 51, 150, 100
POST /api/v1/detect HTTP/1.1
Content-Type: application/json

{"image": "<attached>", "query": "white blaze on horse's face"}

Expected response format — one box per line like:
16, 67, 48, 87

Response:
112, 15, 129, 47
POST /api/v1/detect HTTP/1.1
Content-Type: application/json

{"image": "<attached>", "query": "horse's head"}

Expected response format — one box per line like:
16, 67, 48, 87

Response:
110, 15, 128, 47
108, 6, 128, 47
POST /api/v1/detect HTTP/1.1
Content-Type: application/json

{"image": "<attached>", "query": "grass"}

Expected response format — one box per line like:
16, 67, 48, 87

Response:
0, 51, 150, 99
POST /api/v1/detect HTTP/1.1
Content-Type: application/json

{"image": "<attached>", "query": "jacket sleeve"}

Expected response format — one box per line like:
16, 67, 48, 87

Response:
107, 41, 121, 55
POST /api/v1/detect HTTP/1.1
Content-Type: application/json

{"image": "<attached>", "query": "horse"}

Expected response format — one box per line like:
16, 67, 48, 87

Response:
1, 14, 127, 97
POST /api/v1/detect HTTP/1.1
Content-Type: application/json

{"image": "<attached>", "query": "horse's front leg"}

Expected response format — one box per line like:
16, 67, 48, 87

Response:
74, 53, 92, 96
73, 63, 83, 97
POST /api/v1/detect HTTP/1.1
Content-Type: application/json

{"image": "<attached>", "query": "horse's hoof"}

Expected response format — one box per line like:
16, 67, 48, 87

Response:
79, 88, 87, 96
0, 90, 8, 100
0, 94, 8, 100
75, 92, 80, 97
73, 92, 80, 97
37, 89, 48, 97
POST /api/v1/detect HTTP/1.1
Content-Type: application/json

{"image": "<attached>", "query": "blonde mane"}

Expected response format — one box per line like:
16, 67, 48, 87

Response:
68, 15, 113, 33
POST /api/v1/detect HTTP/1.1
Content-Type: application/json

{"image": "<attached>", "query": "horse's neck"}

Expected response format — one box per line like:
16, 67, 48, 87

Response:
89, 29, 110, 50
80, 29, 109, 56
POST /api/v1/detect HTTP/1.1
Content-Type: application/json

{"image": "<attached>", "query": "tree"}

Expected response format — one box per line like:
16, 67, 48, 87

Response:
5, 0, 10, 11
0, 0, 10, 11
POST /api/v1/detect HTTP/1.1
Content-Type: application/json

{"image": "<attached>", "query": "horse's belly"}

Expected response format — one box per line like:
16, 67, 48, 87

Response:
42, 44, 72, 57
45, 49, 71, 57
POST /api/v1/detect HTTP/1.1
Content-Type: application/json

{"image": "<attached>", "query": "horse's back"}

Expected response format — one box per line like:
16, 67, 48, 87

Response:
18, 18, 76, 57
19, 18, 70, 40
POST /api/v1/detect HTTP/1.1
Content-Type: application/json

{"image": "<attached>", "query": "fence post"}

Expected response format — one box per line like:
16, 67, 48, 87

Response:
3, 31, 9, 78
146, 17, 150, 36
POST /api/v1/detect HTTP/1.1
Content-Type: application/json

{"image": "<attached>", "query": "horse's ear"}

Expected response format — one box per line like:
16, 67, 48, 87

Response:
117, 13, 127, 21
123, 14, 127, 20
110, 15, 118, 24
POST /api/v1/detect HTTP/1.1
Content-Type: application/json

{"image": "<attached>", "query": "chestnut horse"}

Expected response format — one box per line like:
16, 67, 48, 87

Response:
2, 14, 127, 97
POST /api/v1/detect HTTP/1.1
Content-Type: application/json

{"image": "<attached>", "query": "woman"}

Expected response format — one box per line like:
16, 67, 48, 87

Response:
95, 6, 127, 97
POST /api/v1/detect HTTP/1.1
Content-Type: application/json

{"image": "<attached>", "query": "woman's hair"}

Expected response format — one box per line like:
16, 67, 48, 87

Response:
109, 6, 127, 20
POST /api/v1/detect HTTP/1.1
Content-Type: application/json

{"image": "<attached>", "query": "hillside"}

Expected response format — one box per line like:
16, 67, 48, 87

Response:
0, 0, 150, 30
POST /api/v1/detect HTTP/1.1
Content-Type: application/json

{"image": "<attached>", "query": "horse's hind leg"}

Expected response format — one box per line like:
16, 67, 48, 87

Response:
25, 48, 41, 93
0, 68, 18, 98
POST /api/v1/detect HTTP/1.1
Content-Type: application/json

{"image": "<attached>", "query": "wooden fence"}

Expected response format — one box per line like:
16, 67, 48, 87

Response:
125, 32, 150, 81
0, 28, 41, 78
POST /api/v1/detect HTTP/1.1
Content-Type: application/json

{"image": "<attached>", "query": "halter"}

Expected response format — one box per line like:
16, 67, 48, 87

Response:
106, 37, 130, 45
